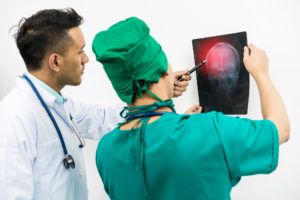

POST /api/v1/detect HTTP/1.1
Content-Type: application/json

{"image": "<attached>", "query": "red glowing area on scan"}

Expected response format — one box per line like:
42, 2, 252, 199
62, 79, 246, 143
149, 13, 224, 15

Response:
204, 42, 240, 78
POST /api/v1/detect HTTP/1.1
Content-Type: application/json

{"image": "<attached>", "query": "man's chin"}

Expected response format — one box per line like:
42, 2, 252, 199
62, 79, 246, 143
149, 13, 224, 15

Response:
70, 79, 82, 86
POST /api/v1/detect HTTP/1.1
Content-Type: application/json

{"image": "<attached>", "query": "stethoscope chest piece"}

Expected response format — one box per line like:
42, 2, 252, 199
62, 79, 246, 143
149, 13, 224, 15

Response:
63, 154, 75, 169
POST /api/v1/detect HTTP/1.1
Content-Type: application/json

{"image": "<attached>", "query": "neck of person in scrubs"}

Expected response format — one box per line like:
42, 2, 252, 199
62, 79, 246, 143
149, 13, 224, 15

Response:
119, 62, 175, 130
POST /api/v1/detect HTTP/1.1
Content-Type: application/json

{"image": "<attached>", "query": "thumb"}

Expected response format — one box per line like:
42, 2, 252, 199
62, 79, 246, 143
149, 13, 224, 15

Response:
243, 46, 249, 63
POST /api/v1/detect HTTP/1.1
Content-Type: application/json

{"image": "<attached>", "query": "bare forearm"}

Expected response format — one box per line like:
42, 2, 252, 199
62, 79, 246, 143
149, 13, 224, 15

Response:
254, 74, 290, 144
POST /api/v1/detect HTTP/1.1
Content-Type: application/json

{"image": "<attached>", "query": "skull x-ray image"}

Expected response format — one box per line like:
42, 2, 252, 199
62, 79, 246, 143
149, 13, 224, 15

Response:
192, 32, 249, 114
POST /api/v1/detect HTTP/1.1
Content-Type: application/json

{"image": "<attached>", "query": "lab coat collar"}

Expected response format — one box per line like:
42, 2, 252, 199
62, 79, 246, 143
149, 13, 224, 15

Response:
25, 72, 67, 104
16, 75, 63, 108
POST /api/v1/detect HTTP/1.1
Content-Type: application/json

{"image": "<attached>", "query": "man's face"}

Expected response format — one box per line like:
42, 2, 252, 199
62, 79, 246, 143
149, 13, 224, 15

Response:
60, 27, 89, 86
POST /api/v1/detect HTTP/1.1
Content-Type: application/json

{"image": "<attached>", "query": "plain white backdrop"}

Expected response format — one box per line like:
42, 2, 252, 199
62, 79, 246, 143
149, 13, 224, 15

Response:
0, 0, 299, 199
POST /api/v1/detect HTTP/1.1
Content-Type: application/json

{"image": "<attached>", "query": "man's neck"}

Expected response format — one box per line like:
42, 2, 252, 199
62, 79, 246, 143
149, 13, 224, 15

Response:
29, 70, 63, 93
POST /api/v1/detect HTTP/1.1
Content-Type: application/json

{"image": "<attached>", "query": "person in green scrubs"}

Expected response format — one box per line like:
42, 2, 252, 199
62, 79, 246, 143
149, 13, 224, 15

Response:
92, 17, 290, 200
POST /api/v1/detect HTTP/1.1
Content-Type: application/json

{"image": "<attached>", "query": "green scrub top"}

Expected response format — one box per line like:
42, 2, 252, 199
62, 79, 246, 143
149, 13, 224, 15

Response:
96, 111, 279, 200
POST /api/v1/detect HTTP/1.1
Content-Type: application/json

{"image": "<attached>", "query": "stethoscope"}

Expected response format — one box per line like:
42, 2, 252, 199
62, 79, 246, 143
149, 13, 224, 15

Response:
23, 74, 85, 169
125, 112, 170, 121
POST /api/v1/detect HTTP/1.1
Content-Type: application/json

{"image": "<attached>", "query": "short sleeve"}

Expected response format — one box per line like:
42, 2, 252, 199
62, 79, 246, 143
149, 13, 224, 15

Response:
212, 112, 279, 186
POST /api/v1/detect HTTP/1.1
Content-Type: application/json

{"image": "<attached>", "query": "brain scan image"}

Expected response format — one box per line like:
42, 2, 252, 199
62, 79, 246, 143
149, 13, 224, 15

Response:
192, 32, 249, 114
206, 42, 240, 107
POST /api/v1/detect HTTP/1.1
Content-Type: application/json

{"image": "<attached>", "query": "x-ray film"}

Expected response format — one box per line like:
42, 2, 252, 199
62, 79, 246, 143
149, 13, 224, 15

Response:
192, 32, 249, 114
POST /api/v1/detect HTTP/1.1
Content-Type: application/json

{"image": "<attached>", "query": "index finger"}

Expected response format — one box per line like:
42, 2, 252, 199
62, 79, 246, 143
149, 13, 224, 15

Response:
174, 69, 189, 78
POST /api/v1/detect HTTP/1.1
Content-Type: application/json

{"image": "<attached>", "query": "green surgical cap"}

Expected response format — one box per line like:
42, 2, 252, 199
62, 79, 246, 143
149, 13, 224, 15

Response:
92, 17, 168, 104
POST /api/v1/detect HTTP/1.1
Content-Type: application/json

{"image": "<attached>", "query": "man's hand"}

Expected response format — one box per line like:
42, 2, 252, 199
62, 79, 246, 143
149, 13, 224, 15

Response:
184, 104, 202, 114
243, 44, 269, 79
173, 70, 191, 97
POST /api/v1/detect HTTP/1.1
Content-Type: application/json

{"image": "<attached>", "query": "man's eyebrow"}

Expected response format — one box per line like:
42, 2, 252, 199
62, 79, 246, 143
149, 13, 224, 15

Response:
80, 44, 86, 50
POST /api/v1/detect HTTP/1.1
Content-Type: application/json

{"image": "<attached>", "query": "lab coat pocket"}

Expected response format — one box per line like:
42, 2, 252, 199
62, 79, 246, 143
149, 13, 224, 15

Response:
35, 139, 75, 195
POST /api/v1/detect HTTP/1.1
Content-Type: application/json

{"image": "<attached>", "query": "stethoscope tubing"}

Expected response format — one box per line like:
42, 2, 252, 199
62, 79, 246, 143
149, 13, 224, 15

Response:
125, 111, 171, 121
23, 74, 70, 157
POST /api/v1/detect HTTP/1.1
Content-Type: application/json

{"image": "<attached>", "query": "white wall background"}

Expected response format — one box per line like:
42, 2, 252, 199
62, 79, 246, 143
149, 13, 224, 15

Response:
1, 0, 299, 199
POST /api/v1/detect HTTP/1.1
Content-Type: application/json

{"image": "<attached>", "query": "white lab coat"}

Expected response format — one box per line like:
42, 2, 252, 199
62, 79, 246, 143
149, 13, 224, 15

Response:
0, 76, 124, 200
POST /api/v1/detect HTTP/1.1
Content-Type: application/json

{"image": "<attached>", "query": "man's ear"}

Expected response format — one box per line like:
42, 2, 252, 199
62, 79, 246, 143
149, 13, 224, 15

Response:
48, 53, 62, 72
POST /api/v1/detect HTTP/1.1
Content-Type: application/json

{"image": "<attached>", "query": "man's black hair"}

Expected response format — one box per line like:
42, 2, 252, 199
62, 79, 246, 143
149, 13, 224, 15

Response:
14, 8, 83, 71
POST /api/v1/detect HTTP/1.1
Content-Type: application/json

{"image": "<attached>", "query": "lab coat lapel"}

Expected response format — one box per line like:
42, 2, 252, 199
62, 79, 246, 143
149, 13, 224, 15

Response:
17, 76, 73, 130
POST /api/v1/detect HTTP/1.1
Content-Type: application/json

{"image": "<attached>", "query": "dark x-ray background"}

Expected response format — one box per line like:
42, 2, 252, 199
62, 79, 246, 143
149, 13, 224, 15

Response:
192, 32, 249, 114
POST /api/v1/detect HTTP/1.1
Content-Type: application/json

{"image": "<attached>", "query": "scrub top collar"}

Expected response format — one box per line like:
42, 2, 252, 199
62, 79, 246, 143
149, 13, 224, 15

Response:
25, 72, 67, 105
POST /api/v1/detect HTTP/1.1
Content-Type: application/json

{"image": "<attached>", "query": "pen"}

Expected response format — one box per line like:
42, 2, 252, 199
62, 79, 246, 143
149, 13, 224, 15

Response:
177, 59, 207, 81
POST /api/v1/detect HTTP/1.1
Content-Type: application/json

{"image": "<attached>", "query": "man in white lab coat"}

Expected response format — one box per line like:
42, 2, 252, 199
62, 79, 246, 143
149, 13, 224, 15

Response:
0, 8, 195, 200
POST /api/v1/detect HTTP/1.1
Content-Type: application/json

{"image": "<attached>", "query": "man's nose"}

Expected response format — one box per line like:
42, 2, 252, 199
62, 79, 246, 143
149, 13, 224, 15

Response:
82, 52, 89, 64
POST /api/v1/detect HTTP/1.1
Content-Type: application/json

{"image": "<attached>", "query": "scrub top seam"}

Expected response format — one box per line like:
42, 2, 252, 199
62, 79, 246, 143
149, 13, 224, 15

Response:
265, 119, 279, 173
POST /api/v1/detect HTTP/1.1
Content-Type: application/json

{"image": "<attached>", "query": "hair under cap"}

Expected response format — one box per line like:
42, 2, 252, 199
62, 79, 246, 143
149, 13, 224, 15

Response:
92, 17, 168, 104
